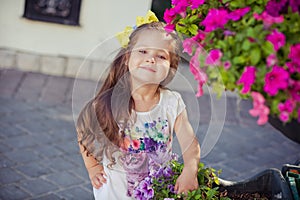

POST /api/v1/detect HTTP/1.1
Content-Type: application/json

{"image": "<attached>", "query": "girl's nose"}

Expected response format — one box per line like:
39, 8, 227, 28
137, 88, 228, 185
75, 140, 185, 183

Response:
146, 55, 155, 63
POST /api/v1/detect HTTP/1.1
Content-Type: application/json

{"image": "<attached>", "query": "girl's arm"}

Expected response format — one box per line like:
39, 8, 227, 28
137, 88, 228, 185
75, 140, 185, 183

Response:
79, 143, 107, 189
174, 109, 201, 194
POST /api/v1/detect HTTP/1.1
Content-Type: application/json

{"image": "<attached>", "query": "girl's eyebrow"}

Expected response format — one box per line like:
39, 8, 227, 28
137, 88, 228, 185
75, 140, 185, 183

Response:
133, 46, 170, 54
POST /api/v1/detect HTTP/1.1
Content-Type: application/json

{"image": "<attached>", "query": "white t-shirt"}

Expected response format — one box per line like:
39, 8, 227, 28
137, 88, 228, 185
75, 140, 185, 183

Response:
93, 89, 186, 200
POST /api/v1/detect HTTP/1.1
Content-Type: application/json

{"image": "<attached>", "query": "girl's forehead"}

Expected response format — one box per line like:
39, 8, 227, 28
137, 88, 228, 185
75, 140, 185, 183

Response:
133, 30, 175, 52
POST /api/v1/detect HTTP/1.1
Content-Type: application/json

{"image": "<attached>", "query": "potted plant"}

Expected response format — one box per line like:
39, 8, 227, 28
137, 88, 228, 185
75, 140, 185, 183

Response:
132, 158, 293, 199
218, 168, 293, 199
132, 158, 230, 200
163, 0, 300, 143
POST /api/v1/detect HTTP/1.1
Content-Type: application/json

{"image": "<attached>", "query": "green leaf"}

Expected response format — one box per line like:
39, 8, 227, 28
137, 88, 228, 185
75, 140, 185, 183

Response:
247, 0, 256, 4
253, 5, 264, 13
188, 24, 198, 35
194, 194, 201, 199
246, 27, 255, 38
189, 15, 199, 23
233, 56, 246, 65
262, 41, 274, 55
250, 47, 261, 65
242, 39, 251, 50
230, 0, 244, 8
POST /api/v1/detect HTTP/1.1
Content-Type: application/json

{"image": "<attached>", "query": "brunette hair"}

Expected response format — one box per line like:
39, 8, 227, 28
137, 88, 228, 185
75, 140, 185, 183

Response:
77, 22, 180, 164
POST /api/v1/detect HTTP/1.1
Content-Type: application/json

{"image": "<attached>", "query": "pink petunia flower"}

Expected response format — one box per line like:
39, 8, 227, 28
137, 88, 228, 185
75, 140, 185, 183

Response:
264, 66, 289, 96
164, 8, 177, 23
190, 46, 208, 97
183, 37, 198, 55
190, 0, 205, 9
253, 11, 284, 27
289, 81, 300, 102
165, 23, 176, 33
266, 29, 286, 51
266, 54, 278, 67
223, 60, 231, 70
288, 43, 300, 65
205, 49, 223, 65
228, 7, 251, 21
289, 0, 300, 13
237, 66, 256, 94
249, 92, 270, 125
201, 8, 229, 32
173, 0, 189, 18
286, 61, 300, 73
278, 99, 295, 122
193, 30, 206, 42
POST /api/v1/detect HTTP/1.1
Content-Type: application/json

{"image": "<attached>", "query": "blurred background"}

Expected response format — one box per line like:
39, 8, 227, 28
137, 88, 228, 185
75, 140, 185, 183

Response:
0, 0, 171, 80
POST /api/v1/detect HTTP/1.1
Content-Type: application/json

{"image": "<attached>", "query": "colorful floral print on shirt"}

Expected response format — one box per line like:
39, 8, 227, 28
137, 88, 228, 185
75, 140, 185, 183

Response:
123, 118, 171, 153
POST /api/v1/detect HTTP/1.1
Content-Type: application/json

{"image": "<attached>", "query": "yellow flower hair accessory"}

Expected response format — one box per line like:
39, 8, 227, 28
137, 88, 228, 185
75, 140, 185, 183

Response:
116, 10, 159, 48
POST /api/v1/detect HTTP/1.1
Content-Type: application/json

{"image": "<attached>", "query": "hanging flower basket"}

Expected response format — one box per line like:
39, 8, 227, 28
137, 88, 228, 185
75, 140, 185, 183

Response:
268, 115, 300, 144
164, 0, 300, 127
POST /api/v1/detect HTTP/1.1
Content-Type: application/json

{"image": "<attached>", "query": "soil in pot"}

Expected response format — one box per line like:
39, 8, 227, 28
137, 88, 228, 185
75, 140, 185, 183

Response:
220, 189, 271, 200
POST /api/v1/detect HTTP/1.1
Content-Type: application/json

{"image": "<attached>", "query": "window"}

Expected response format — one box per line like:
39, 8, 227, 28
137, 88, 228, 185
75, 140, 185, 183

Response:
23, 0, 82, 26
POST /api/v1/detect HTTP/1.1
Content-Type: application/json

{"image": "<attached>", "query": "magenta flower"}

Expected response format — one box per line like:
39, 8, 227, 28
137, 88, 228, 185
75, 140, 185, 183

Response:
165, 23, 175, 33
183, 38, 198, 56
190, 47, 208, 97
253, 11, 284, 27
278, 99, 295, 122
223, 60, 231, 70
288, 43, 300, 65
264, 66, 289, 96
289, 81, 300, 102
266, 29, 286, 51
266, 54, 278, 67
205, 49, 223, 65
237, 66, 256, 94
173, 0, 189, 18
266, 0, 289, 17
193, 30, 206, 42
228, 7, 251, 21
201, 8, 229, 32
164, 8, 177, 23
190, 0, 205, 9
249, 92, 270, 125
286, 61, 300, 73
289, 0, 300, 13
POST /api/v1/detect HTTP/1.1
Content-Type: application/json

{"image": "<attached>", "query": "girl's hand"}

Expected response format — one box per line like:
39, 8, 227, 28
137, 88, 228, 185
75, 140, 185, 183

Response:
174, 167, 198, 195
87, 164, 107, 189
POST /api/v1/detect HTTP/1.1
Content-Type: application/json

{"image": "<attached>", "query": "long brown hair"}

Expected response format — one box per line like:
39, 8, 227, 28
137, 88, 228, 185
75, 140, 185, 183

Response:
77, 22, 180, 163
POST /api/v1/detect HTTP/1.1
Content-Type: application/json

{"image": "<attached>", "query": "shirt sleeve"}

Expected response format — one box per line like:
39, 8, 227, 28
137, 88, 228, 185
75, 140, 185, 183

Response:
172, 91, 186, 117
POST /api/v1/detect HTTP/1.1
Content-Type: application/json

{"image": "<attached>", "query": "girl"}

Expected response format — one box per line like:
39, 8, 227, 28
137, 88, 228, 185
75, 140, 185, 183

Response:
77, 22, 201, 199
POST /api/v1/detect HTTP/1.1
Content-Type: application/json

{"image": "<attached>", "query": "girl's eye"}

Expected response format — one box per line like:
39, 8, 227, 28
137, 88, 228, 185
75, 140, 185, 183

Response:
158, 55, 167, 60
139, 50, 147, 54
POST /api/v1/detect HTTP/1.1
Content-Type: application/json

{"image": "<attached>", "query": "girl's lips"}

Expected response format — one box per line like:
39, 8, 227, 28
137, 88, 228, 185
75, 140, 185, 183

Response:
139, 66, 156, 72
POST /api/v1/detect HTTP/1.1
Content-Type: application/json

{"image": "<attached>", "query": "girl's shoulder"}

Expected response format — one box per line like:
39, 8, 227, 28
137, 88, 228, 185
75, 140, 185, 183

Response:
160, 88, 183, 101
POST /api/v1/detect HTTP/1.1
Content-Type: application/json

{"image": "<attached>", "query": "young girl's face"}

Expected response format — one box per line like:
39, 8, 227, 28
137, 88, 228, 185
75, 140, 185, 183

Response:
127, 30, 174, 86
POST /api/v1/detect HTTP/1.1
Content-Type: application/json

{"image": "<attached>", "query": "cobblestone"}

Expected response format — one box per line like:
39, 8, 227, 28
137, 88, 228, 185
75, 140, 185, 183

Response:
0, 68, 299, 199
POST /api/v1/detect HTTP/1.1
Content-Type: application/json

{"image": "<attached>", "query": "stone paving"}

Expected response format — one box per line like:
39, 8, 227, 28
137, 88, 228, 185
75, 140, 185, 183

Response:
0, 68, 299, 200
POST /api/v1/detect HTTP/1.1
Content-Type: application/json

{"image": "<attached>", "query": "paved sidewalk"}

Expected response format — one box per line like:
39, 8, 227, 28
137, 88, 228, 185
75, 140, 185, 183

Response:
0, 69, 299, 200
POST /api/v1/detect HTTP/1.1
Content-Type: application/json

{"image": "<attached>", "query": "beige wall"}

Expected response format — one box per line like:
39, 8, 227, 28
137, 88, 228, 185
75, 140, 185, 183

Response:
0, 0, 152, 58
